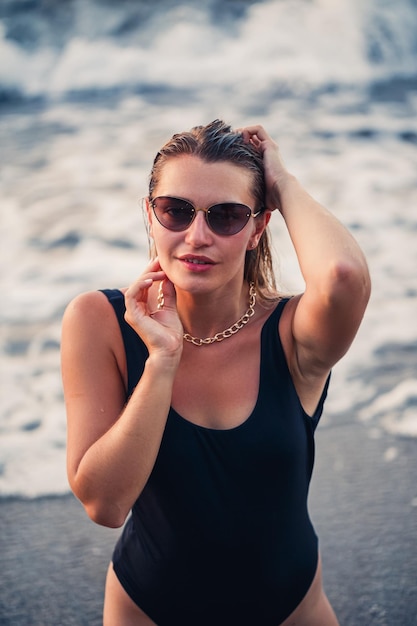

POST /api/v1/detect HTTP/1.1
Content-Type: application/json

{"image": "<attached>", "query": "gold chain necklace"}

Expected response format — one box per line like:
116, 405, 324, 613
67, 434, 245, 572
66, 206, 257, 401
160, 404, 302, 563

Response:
157, 281, 257, 346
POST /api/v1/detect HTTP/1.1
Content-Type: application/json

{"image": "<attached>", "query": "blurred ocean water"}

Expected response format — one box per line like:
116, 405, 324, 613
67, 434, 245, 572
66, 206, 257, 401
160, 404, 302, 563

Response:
0, 0, 416, 496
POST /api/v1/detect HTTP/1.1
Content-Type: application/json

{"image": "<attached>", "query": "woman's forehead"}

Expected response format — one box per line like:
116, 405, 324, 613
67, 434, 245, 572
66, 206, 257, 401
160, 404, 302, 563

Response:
154, 155, 256, 205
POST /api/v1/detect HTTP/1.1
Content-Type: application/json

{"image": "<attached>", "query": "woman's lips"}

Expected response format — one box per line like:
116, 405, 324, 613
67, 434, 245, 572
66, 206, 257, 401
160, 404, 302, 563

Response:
178, 255, 216, 271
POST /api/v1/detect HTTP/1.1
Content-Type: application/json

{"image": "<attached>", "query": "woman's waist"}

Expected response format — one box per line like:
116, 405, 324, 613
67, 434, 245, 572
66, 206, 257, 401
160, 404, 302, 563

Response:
119, 509, 318, 580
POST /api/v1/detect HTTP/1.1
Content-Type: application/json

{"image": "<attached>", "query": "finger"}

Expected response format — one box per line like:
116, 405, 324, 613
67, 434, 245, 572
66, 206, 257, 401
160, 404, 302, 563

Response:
239, 128, 256, 144
127, 258, 164, 292
145, 256, 162, 272
241, 124, 266, 136
125, 279, 152, 310
239, 125, 267, 141
126, 272, 163, 296
125, 270, 165, 306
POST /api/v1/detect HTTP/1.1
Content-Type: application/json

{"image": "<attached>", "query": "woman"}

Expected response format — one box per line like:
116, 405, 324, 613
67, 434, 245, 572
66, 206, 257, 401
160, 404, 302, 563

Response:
62, 120, 371, 625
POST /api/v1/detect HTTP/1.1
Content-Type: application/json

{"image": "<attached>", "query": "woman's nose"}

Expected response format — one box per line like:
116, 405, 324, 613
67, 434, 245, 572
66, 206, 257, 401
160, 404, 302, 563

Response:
185, 210, 213, 245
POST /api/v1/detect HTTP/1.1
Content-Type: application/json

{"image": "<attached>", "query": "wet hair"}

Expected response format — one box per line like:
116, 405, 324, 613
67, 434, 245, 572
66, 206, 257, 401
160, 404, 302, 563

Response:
148, 119, 278, 301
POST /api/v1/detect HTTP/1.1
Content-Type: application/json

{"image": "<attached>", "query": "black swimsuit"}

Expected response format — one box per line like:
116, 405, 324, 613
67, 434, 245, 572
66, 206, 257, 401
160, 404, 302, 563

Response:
101, 289, 329, 626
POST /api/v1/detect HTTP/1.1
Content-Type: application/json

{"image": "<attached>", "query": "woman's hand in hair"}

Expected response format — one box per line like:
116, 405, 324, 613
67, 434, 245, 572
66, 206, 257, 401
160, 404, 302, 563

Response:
240, 124, 292, 214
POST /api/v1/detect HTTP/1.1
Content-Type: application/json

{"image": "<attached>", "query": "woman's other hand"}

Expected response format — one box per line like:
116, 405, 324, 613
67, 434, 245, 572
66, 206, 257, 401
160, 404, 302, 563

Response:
124, 258, 184, 363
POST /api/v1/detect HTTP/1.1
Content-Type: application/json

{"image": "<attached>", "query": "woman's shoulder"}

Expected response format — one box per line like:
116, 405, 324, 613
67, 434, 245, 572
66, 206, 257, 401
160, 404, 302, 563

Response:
62, 289, 127, 338
61, 289, 129, 384
65, 288, 127, 312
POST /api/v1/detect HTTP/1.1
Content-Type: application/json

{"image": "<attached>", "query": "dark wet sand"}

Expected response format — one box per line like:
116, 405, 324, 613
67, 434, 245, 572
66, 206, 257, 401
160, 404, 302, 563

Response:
1, 421, 416, 625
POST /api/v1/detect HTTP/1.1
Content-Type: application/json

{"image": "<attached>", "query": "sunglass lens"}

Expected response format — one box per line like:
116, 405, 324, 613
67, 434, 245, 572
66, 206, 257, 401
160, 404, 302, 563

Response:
153, 198, 194, 231
208, 204, 251, 235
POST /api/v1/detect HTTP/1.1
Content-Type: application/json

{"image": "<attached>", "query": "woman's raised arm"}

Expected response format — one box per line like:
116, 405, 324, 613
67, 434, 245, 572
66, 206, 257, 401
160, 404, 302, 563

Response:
242, 125, 371, 380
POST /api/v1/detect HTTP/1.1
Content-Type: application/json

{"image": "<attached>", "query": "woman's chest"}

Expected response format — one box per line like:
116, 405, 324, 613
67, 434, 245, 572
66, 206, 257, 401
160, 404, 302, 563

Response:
171, 338, 261, 430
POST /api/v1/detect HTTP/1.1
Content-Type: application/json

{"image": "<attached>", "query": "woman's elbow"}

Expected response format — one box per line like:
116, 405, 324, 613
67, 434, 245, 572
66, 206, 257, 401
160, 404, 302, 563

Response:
69, 476, 128, 528
329, 257, 371, 306
84, 500, 128, 529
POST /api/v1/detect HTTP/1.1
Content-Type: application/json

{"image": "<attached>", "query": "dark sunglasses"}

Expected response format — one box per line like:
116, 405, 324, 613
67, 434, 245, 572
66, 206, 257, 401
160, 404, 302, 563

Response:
151, 196, 262, 236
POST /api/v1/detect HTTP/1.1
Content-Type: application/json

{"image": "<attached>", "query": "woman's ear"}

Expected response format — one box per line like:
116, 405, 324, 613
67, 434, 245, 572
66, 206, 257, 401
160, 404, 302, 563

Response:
263, 210, 272, 228
255, 210, 271, 237
248, 211, 271, 250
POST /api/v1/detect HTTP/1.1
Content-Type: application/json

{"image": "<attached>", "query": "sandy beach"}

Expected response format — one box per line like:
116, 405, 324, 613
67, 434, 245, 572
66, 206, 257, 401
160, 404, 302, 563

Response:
1, 420, 416, 626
